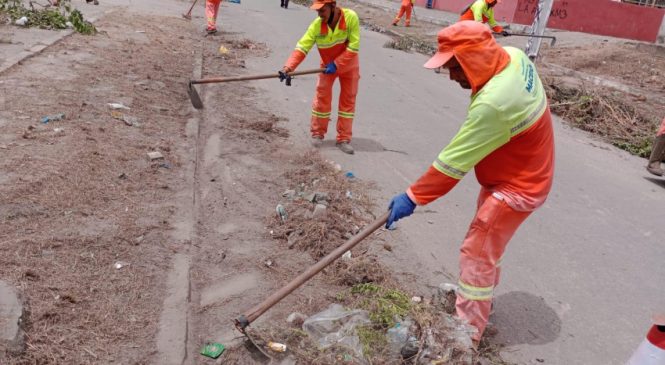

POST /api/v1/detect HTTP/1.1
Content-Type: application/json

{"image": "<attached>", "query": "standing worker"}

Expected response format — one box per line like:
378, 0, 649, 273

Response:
205, 0, 222, 35
281, 0, 360, 155
385, 21, 555, 346
392, 0, 416, 27
460, 0, 507, 35
646, 117, 665, 176
281, 0, 289, 9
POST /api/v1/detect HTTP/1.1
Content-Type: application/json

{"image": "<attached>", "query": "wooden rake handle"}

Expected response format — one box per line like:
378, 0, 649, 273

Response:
190, 68, 325, 85
235, 211, 390, 331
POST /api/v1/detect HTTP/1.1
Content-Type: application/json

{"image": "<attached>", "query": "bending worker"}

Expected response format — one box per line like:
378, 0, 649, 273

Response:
392, 0, 416, 27
205, 0, 222, 35
386, 21, 555, 345
281, 0, 360, 155
460, 0, 507, 35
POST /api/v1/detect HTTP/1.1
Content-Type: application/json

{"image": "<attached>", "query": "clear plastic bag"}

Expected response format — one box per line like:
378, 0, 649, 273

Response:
302, 304, 371, 360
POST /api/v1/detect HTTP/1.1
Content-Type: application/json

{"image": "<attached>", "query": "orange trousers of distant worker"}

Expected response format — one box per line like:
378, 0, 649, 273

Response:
456, 188, 531, 341
206, 0, 221, 32
393, 4, 413, 26
311, 71, 359, 143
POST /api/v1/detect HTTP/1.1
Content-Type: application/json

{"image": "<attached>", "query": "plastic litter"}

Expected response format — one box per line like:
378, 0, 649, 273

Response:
342, 250, 352, 260
302, 303, 370, 360
276, 204, 288, 222
65, 21, 73, 28
386, 318, 413, 354
108, 103, 130, 110
15, 16, 28, 26
267, 341, 287, 352
228, 0, 240, 3
114, 261, 129, 270
218, 45, 229, 55
200, 342, 225, 358
41, 113, 65, 124
147, 151, 164, 160
345, 171, 355, 179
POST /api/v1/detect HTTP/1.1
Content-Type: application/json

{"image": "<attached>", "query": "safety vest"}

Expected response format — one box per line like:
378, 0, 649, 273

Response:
433, 47, 553, 211
460, 0, 498, 27
288, 8, 360, 73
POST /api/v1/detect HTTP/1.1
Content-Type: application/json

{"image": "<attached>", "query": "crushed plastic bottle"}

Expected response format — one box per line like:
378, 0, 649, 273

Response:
41, 113, 65, 124
267, 341, 286, 352
276, 204, 288, 222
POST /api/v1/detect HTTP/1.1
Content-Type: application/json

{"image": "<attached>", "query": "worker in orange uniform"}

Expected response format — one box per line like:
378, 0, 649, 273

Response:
205, 0, 222, 35
385, 21, 555, 346
460, 0, 508, 35
281, 0, 360, 155
646, 117, 665, 176
392, 0, 416, 27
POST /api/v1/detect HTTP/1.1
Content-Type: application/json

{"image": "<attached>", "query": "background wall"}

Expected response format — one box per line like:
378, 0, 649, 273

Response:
413, 0, 665, 43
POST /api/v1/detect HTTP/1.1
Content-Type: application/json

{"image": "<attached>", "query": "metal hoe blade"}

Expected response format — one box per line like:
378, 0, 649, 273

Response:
188, 82, 203, 110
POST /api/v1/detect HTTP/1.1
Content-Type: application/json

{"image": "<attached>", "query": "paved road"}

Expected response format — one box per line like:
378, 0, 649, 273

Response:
217, 1, 665, 364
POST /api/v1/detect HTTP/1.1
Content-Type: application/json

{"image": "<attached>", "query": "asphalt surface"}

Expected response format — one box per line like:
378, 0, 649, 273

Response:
218, 1, 665, 364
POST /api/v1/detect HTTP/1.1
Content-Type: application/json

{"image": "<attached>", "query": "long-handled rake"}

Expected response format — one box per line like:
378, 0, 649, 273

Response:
498, 32, 557, 46
182, 0, 198, 20
187, 68, 325, 109
235, 212, 389, 335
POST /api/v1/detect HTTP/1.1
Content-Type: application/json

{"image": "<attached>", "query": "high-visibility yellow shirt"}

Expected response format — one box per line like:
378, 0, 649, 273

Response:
460, 0, 498, 27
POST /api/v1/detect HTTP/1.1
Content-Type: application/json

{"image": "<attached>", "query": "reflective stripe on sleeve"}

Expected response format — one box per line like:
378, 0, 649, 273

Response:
458, 280, 493, 301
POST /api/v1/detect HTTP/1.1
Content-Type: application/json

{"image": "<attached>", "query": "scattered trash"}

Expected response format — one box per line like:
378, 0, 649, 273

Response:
342, 250, 352, 260
282, 189, 296, 199
401, 335, 419, 359
345, 171, 355, 179
387, 318, 413, 354
334, 164, 342, 172
286, 312, 307, 325
411, 296, 422, 303
264, 259, 273, 267
113, 261, 129, 270
388, 222, 397, 230
158, 162, 171, 169
303, 303, 370, 360
200, 342, 225, 359
218, 45, 229, 55
65, 21, 73, 29
228, 0, 240, 3
15, 16, 28, 26
312, 203, 327, 218
276, 204, 288, 222
53, 127, 65, 136
267, 341, 287, 353
345, 190, 353, 199
135, 30, 146, 33
147, 151, 164, 160
118, 173, 127, 179
108, 103, 130, 110
41, 113, 65, 124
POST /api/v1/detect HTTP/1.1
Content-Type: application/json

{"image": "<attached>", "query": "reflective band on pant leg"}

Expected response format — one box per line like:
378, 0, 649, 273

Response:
336, 71, 359, 142
205, 0, 221, 30
456, 194, 531, 340
311, 73, 335, 137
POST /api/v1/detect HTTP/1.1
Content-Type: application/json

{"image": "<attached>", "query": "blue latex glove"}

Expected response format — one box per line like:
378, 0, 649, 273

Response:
323, 62, 337, 74
386, 192, 416, 229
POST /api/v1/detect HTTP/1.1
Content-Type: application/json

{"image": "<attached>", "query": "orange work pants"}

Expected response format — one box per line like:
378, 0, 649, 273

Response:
206, 0, 221, 31
657, 117, 665, 137
393, 5, 412, 26
455, 189, 531, 340
311, 71, 359, 143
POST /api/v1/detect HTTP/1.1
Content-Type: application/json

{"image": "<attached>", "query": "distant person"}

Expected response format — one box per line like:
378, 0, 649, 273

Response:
392, 0, 415, 27
460, 0, 507, 35
646, 117, 665, 176
280, 0, 361, 154
205, 0, 222, 35
385, 21, 554, 348
281, 0, 289, 9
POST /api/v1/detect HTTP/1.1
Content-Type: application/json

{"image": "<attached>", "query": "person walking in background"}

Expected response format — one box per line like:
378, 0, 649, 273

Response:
460, 0, 507, 35
281, 0, 290, 9
646, 117, 665, 176
392, 0, 416, 27
205, 0, 222, 35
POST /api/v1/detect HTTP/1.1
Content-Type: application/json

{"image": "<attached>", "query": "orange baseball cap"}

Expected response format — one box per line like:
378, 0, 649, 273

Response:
310, 0, 335, 10
423, 21, 492, 69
